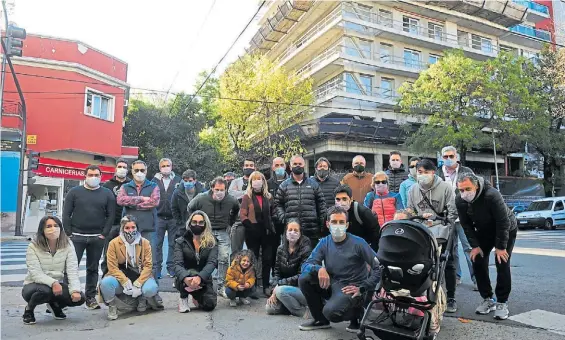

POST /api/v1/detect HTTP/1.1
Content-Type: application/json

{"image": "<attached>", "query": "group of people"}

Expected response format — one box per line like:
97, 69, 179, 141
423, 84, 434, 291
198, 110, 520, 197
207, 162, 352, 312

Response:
22, 147, 517, 332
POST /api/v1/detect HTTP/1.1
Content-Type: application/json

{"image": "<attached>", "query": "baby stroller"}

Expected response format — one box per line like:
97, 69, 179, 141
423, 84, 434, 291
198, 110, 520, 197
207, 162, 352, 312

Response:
358, 216, 454, 340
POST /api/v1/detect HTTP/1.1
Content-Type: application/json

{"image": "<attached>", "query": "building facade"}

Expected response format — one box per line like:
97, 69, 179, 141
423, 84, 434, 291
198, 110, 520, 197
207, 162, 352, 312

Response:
0, 34, 138, 233
249, 0, 555, 175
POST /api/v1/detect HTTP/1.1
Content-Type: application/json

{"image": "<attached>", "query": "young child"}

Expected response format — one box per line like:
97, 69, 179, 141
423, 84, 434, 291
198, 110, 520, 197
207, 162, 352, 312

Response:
225, 250, 256, 307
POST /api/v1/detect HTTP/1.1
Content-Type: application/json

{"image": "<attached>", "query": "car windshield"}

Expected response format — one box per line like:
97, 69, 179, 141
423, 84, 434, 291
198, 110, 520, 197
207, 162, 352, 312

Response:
526, 201, 553, 211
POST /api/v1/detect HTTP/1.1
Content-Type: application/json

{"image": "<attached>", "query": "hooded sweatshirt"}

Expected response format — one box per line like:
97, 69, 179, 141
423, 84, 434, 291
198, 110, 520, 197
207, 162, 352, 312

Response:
407, 175, 457, 225
455, 176, 517, 250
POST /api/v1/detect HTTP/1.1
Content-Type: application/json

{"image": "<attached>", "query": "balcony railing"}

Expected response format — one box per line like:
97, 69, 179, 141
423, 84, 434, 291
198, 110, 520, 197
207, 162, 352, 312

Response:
1, 101, 23, 132
296, 42, 341, 77
510, 24, 552, 41
315, 77, 398, 102
512, 0, 550, 15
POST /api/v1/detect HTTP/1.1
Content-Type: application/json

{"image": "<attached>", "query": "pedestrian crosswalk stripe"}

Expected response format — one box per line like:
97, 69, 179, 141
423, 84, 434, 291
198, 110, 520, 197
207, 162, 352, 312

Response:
510, 309, 565, 336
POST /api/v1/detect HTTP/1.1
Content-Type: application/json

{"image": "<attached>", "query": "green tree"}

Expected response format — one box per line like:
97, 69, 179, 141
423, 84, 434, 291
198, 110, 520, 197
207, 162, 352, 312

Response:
398, 50, 541, 164
200, 54, 313, 166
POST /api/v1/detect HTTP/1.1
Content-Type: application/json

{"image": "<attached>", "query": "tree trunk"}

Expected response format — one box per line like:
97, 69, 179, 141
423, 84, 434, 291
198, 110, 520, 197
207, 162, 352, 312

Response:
543, 157, 555, 197
458, 144, 468, 166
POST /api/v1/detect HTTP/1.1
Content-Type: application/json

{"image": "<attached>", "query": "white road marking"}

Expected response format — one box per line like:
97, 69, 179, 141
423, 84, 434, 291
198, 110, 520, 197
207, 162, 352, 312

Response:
512, 247, 565, 258
510, 309, 565, 336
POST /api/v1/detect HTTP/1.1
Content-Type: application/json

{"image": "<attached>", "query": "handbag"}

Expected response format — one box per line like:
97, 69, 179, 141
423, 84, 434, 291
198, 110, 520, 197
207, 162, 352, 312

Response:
419, 190, 450, 242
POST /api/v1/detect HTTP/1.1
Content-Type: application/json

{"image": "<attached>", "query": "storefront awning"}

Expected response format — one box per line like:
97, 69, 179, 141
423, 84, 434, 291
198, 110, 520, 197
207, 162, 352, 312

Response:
35, 157, 115, 181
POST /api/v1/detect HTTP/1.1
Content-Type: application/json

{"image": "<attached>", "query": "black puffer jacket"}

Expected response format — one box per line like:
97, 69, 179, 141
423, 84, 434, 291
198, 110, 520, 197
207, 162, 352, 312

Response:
173, 229, 218, 283
274, 177, 326, 239
273, 236, 312, 287
311, 175, 340, 208
385, 165, 409, 193
455, 177, 517, 250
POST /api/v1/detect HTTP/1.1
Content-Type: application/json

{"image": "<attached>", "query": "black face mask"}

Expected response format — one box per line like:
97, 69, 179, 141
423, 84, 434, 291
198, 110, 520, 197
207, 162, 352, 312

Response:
316, 169, 329, 179
353, 165, 365, 173
190, 225, 205, 236
243, 168, 254, 177
291, 166, 305, 175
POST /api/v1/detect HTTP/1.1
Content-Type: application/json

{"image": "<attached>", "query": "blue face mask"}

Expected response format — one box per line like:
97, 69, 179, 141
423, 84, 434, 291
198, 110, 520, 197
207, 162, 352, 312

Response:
183, 181, 195, 189
274, 168, 286, 177
443, 158, 455, 168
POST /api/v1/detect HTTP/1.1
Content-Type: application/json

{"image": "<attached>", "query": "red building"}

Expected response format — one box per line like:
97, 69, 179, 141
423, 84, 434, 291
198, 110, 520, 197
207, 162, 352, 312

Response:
0, 33, 138, 232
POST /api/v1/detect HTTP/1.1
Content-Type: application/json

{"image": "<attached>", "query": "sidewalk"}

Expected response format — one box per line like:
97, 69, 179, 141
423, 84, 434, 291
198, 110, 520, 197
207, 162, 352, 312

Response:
0, 232, 32, 242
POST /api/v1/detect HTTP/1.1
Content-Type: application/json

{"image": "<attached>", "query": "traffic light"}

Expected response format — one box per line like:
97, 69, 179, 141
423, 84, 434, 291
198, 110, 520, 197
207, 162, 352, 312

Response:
5, 25, 26, 57
28, 151, 40, 170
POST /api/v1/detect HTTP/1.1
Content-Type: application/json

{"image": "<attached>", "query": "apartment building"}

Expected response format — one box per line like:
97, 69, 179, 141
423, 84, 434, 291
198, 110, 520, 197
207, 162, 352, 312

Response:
249, 0, 555, 175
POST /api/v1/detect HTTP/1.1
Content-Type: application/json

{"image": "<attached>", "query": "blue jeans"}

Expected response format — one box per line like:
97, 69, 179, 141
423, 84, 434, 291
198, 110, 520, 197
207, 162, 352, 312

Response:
454, 222, 475, 283
99, 276, 158, 303
225, 286, 254, 300
154, 218, 179, 276
265, 285, 307, 317
213, 230, 231, 288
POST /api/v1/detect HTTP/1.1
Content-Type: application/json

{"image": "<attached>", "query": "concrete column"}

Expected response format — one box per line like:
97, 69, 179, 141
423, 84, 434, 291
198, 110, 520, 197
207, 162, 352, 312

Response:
304, 158, 311, 176
402, 155, 409, 168
374, 153, 384, 173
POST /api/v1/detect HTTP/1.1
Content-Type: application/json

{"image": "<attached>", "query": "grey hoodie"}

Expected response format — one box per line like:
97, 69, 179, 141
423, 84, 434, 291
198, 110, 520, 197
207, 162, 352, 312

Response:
407, 175, 457, 224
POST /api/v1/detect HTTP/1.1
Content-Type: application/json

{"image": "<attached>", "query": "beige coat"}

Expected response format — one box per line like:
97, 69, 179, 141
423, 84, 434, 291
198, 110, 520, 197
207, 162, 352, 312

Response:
105, 236, 153, 287
24, 242, 81, 294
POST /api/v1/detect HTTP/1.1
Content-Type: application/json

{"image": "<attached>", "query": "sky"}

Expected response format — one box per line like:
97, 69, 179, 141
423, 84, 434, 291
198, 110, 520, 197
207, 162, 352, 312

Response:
9, 0, 263, 94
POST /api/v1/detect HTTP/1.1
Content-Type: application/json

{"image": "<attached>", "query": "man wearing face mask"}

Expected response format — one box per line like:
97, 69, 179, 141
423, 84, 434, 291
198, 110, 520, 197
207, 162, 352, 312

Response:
63, 165, 116, 310
188, 177, 239, 298
407, 159, 458, 313
363, 172, 404, 227
385, 151, 408, 194
455, 173, 517, 320
399, 157, 421, 208
298, 206, 380, 332
171, 169, 204, 235
267, 157, 288, 278
438, 146, 475, 288
151, 158, 182, 279
229, 159, 256, 201
341, 155, 373, 203
274, 155, 326, 248
101, 159, 132, 274
334, 185, 379, 252
311, 157, 340, 208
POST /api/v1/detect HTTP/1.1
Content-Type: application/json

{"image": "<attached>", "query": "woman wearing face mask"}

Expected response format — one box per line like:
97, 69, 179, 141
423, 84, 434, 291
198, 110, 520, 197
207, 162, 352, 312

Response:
266, 220, 312, 317
363, 172, 404, 227
22, 216, 85, 325
240, 171, 276, 296
174, 211, 219, 313
455, 173, 517, 320
99, 215, 159, 320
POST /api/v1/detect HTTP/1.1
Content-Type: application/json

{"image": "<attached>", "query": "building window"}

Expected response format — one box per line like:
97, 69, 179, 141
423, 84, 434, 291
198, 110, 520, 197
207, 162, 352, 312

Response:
428, 54, 441, 64
457, 30, 469, 46
379, 43, 393, 63
379, 9, 393, 27
345, 73, 373, 96
345, 73, 363, 95
404, 49, 421, 68
360, 74, 373, 95
471, 34, 493, 53
85, 89, 114, 121
428, 22, 444, 41
403, 16, 419, 34
500, 44, 518, 55
381, 78, 395, 98
345, 37, 372, 59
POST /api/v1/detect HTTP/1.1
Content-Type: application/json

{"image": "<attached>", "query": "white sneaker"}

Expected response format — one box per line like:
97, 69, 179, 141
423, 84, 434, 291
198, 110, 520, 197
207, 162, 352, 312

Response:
107, 304, 118, 320
241, 298, 251, 305
178, 297, 191, 313
475, 298, 496, 315
494, 302, 509, 320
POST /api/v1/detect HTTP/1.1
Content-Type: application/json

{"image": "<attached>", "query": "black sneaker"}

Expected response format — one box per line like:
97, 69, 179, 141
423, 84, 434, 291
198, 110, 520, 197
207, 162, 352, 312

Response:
23, 308, 36, 325
46, 303, 66, 320
346, 319, 360, 333
299, 320, 331, 331
85, 298, 101, 310
446, 298, 458, 313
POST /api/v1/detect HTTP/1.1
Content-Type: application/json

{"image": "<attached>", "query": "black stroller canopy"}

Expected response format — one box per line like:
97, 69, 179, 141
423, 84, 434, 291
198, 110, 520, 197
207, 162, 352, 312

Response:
377, 220, 436, 264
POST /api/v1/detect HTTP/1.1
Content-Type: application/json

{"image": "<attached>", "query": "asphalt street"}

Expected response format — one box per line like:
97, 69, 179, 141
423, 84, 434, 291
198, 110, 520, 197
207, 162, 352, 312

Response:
2, 229, 564, 339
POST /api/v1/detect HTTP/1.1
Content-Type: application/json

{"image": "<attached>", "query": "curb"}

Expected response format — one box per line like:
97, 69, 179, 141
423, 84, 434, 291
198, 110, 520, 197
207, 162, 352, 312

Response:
0, 236, 31, 242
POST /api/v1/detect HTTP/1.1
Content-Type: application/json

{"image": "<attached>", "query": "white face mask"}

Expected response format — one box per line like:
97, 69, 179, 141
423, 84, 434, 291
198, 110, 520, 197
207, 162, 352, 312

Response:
418, 174, 434, 186
460, 190, 477, 202
134, 172, 146, 182
161, 166, 172, 175
85, 177, 101, 188
329, 224, 347, 239
116, 168, 128, 179
390, 160, 401, 169
409, 168, 417, 177
252, 180, 263, 191
336, 201, 351, 211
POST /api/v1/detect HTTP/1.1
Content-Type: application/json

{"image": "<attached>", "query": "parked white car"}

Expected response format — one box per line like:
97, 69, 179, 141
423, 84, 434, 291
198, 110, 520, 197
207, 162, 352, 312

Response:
516, 197, 565, 230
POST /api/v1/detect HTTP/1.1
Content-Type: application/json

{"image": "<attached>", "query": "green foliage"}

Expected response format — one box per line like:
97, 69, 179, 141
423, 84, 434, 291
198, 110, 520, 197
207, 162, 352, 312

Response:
200, 54, 314, 166
123, 93, 226, 182
398, 50, 543, 162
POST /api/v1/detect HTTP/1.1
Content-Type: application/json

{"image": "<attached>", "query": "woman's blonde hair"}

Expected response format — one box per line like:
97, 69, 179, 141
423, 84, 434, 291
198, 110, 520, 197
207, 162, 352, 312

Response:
186, 210, 216, 249
373, 171, 389, 181
245, 171, 271, 199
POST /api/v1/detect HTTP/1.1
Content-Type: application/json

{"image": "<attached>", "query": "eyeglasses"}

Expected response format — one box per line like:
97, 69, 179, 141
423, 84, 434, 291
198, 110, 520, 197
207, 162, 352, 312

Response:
374, 181, 388, 185
442, 155, 456, 159
409, 165, 416, 169
133, 169, 146, 173
190, 220, 205, 226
